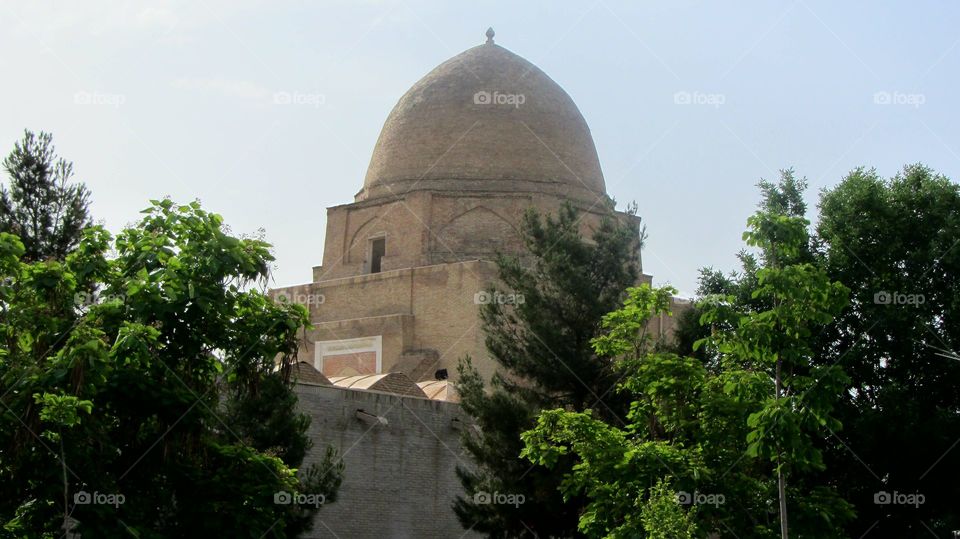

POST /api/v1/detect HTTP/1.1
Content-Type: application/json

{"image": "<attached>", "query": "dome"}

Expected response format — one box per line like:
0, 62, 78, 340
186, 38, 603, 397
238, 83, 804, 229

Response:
360, 32, 607, 203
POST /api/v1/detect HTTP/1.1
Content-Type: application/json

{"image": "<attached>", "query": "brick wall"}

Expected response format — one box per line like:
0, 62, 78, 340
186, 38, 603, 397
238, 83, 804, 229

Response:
296, 383, 480, 538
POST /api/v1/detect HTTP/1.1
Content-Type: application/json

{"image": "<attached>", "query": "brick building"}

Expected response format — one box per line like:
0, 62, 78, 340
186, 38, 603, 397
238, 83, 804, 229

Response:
273, 29, 683, 385
280, 29, 689, 539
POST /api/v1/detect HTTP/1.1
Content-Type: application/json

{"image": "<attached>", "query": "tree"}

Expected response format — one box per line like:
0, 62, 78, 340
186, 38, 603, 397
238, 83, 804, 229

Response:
0, 199, 341, 538
454, 202, 641, 537
520, 285, 708, 538
698, 210, 852, 538
676, 165, 960, 536
673, 170, 813, 360
0, 130, 92, 261
522, 280, 853, 538
814, 165, 960, 536
519, 180, 857, 538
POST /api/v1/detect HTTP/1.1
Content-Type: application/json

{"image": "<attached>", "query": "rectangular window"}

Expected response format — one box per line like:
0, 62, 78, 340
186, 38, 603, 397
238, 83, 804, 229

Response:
370, 237, 385, 273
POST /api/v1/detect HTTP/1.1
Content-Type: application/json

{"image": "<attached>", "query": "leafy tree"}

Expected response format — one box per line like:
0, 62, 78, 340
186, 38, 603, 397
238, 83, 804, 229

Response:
697, 210, 852, 538
521, 198, 856, 537
673, 169, 812, 362
676, 165, 960, 536
814, 165, 960, 536
0, 130, 92, 261
0, 199, 340, 538
454, 202, 641, 538
521, 285, 708, 538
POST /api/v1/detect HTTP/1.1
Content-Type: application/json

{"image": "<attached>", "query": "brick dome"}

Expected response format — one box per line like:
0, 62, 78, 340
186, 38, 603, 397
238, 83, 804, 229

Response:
359, 34, 607, 204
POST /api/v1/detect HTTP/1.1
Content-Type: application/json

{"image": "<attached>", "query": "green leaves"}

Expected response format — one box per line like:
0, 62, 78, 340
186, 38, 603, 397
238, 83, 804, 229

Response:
517, 284, 722, 538
532, 172, 858, 538
592, 284, 676, 358
0, 129, 92, 262
0, 232, 25, 266
521, 408, 705, 538
455, 203, 642, 537
0, 199, 339, 537
742, 213, 809, 264
33, 392, 92, 428
812, 164, 960, 535
640, 480, 698, 539
696, 182, 853, 536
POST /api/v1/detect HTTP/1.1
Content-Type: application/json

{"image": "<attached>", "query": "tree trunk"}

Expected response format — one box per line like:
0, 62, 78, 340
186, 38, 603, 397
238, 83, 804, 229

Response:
775, 358, 789, 539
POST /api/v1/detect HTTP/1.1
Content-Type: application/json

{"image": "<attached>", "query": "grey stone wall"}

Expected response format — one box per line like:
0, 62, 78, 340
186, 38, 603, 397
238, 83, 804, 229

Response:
295, 382, 479, 538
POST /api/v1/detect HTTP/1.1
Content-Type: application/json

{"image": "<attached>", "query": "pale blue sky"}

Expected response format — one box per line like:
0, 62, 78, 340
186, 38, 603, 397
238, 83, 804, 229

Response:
2, 1, 957, 296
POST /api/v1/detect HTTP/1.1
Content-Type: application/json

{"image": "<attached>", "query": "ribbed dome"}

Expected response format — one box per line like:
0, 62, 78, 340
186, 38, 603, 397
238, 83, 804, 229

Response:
360, 37, 607, 203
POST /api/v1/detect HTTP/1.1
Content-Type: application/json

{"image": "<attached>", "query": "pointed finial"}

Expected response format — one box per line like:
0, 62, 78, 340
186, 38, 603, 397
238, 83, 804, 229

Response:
485, 27, 495, 44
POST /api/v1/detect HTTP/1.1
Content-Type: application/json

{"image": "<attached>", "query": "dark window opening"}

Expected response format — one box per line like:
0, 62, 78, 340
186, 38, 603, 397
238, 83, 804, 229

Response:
370, 238, 385, 273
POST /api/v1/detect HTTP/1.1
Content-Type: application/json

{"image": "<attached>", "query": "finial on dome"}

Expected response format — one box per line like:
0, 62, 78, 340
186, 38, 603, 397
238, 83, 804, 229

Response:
485, 27, 495, 44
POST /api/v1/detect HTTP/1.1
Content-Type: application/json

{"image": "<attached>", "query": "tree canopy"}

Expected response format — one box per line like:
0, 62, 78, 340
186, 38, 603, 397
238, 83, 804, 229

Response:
522, 198, 855, 537
454, 202, 641, 537
673, 165, 960, 536
0, 199, 341, 538
0, 130, 92, 262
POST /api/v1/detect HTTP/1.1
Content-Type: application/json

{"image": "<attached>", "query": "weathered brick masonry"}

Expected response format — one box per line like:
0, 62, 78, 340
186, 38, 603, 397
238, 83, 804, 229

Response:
276, 30, 689, 538
295, 382, 479, 538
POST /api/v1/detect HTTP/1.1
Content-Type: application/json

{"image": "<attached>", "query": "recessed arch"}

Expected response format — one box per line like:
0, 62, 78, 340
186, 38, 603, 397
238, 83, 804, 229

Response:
432, 205, 522, 261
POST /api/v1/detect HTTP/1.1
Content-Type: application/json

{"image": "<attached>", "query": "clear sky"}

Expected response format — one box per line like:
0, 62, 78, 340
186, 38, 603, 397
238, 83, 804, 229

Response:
2, 1, 957, 296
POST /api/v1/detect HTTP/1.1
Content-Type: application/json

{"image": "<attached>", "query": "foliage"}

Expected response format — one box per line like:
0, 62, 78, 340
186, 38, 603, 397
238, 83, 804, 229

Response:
454, 202, 641, 538
672, 169, 812, 362
0, 200, 340, 538
522, 177, 856, 537
521, 284, 769, 538
698, 192, 854, 537
639, 480, 699, 539
675, 165, 960, 536
0, 130, 92, 261
699, 212, 850, 470
813, 164, 960, 536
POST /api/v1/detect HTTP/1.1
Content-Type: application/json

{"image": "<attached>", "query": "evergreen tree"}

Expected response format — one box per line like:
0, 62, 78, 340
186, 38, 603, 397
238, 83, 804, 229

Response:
0, 129, 92, 261
454, 202, 641, 537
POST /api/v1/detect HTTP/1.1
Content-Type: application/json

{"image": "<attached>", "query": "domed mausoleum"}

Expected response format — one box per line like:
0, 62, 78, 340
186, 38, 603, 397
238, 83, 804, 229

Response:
274, 30, 675, 384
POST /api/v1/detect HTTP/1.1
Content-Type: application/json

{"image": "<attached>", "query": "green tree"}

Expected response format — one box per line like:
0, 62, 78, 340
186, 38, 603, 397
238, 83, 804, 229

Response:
814, 164, 960, 536
698, 210, 852, 538
673, 169, 811, 362
521, 285, 708, 538
454, 202, 641, 538
0, 199, 341, 538
675, 165, 960, 536
0, 130, 92, 261
521, 200, 856, 537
